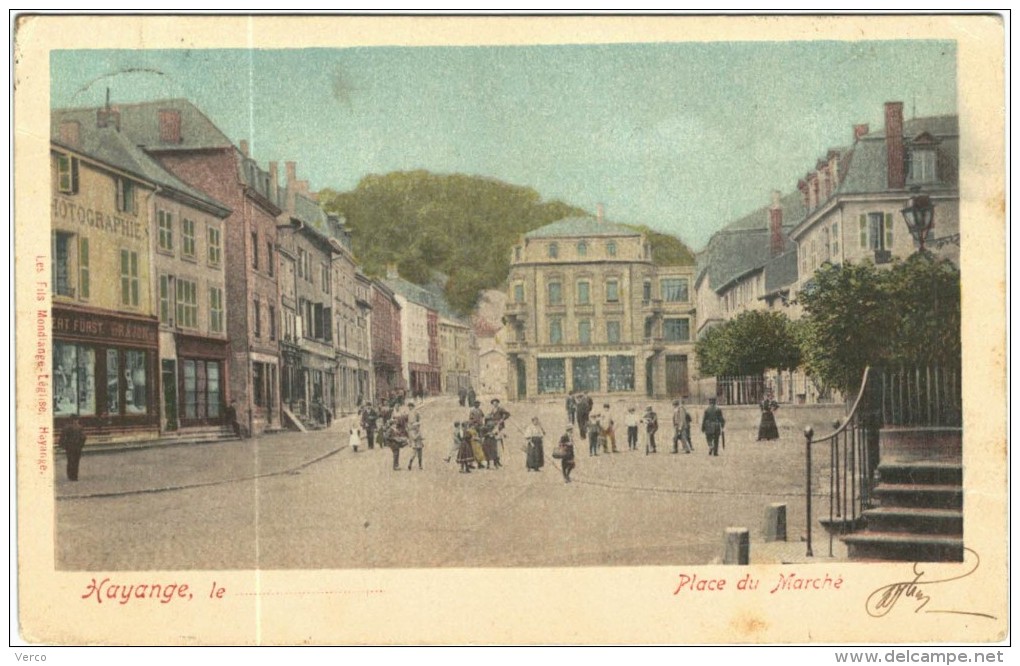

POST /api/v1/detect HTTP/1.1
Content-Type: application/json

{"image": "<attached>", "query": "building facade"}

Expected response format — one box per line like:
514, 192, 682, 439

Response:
370, 279, 403, 402
503, 217, 696, 400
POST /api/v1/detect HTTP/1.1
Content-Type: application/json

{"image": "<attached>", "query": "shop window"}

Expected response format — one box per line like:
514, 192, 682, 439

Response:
661, 278, 689, 302
105, 349, 120, 414
119, 249, 139, 307
57, 154, 79, 194
209, 287, 224, 333
664, 318, 690, 342
607, 355, 635, 392
176, 279, 198, 329
572, 356, 600, 393
537, 358, 566, 394
53, 342, 95, 416
124, 350, 148, 415
182, 218, 196, 259
183, 359, 222, 421
606, 320, 621, 343
208, 225, 222, 266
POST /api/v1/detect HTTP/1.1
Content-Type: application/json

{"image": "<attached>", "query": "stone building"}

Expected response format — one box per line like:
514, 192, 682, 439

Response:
370, 279, 403, 402
503, 216, 697, 400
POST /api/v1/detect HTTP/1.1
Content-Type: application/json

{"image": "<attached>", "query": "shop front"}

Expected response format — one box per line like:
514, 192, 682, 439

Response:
174, 333, 230, 428
52, 305, 159, 443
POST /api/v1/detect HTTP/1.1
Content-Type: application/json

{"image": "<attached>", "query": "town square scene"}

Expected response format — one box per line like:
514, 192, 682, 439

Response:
47, 38, 963, 571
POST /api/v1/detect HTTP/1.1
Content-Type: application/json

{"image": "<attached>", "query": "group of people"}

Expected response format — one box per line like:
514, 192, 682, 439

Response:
446, 398, 511, 473
353, 399, 425, 471
456, 385, 478, 408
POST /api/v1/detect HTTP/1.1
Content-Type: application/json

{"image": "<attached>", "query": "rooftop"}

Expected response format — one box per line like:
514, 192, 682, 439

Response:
524, 216, 642, 239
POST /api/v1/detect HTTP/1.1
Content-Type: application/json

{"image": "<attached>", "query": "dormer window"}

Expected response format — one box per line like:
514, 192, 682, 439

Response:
577, 241, 588, 257
907, 133, 940, 184
548, 242, 559, 259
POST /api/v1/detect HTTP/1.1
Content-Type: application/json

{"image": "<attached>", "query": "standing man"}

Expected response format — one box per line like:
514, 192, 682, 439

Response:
58, 413, 87, 481
386, 408, 410, 470
601, 403, 618, 453
588, 408, 601, 457
407, 408, 424, 471
361, 402, 378, 450
702, 397, 726, 456
466, 385, 477, 410
458, 386, 467, 407
625, 406, 640, 451
575, 392, 591, 438
488, 398, 511, 469
672, 400, 692, 454
566, 392, 576, 425
643, 406, 659, 454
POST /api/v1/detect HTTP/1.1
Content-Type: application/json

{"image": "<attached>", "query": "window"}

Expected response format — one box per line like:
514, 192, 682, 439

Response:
267, 241, 275, 277
78, 237, 90, 299
182, 218, 196, 258
513, 283, 525, 303
860, 212, 894, 250
643, 280, 652, 301
57, 154, 79, 194
157, 210, 174, 252
548, 242, 559, 259
607, 241, 617, 257
547, 281, 562, 305
577, 241, 588, 257
53, 342, 96, 416
607, 356, 635, 392
661, 278, 689, 302
537, 358, 566, 394
120, 249, 139, 306
606, 279, 619, 303
159, 275, 172, 324
253, 298, 261, 338
252, 362, 265, 407
116, 178, 137, 214
209, 287, 224, 333
606, 320, 621, 343
207, 225, 221, 266
269, 305, 277, 340
831, 222, 840, 257
908, 149, 937, 183
321, 264, 331, 293
252, 232, 259, 270
514, 246, 522, 261
297, 248, 305, 279
644, 317, 655, 339
664, 318, 690, 342
578, 320, 592, 344
572, 356, 600, 393
53, 232, 74, 297
576, 280, 590, 305
124, 350, 148, 414
175, 279, 198, 329
549, 318, 563, 344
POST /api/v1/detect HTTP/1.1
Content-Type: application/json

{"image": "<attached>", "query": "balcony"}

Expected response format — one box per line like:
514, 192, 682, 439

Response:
641, 298, 663, 314
644, 335, 665, 351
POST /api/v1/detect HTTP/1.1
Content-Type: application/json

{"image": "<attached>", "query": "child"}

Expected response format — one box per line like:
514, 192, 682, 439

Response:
349, 425, 363, 453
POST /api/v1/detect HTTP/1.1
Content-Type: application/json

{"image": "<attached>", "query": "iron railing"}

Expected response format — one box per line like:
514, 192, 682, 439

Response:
878, 364, 962, 428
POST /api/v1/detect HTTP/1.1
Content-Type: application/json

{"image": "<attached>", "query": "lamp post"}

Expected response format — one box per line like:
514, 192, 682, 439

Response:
900, 190, 935, 254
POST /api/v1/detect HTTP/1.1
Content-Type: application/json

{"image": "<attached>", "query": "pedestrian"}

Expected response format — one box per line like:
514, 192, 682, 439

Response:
458, 386, 467, 407
454, 422, 475, 473
407, 414, 424, 471
601, 403, 618, 453
349, 425, 363, 453
524, 416, 545, 471
466, 386, 477, 408
703, 397, 726, 456
625, 406, 640, 451
488, 398, 511, 468
643, 406, 659, 454
672, 399, 692, 454
557, 429, 576, 483
361, 402, 378, 449
757, 392, 780, 441
225, 400, 243, 439
58, 413, 86, 481
385, 413, 409, 470
588, 410, 601, 457
566, 393, 576, 425
575, 392, 591, 438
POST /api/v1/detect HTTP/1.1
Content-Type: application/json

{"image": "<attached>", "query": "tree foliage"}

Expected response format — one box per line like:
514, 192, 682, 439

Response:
798, 254, 960, 393
319, 170, 694, 314
695, 310, 802, 377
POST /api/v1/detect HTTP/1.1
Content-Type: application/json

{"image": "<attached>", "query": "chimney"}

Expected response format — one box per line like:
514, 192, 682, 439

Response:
828, 150, 841, 191
596, 203, 604, 223
239, 139, 249, 157
96, 87, 121, 131
59, 121, 81, 148
268, 162, 279, 205
885, 102, 905, 189
286, 161, 297, 186
285, 161, 297, 211
769, 191, 784, 258
853, 124, 870, 141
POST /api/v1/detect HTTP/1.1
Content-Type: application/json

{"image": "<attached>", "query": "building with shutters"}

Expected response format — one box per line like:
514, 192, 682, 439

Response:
502, 215, 697, 400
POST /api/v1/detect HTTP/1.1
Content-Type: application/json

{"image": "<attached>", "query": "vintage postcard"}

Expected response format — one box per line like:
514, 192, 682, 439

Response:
12, 14, 1007, 646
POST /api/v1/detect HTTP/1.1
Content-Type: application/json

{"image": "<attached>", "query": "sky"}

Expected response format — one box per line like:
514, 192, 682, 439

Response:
51, 41, 956, 250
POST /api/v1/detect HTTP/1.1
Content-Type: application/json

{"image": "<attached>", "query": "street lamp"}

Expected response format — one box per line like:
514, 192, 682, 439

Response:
901, 190, 935, 254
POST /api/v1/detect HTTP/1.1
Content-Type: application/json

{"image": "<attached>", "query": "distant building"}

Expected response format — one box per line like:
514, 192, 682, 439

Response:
503, 216, 697, 399
370, 279, 403, 401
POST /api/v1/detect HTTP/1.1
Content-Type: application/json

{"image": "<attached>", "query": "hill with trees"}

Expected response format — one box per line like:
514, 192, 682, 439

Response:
318, 170, 695, 314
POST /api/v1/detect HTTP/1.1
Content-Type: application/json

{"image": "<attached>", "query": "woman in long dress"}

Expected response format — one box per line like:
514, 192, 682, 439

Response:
524, 416, 545, 471
757, 393, 780, 441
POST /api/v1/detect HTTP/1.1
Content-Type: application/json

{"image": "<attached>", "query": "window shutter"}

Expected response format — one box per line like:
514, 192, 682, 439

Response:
884, 213, 894, 249
859, 214, 868, 248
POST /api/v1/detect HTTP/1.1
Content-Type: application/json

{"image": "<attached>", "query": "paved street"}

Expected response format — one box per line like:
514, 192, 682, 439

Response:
55, 397, 847, 570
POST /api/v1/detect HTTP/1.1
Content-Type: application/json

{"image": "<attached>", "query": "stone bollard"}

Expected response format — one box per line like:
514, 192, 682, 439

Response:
724, 527, 749, 565
764, 502, 788, 542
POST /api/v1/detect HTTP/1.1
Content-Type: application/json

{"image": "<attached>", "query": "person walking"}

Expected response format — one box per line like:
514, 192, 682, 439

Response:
643, 406, 659, 454
466, 386, 477, 409
601, 403, 618, 453
588, 409, 601, 457
385, 413, 409, 470
575, 392, 591, 438
565, 393, 576, 425
454, 422, 475, 473
524, 416, 545, 472
757, 392, 780, 441
557, 428, 576, 483
350, 425, 363, 453
703, 397, 726, 456
458, 386, 467, 407
361, 403, 378, 449
672, 400, 692, 454
625, 406, 640, 451
58, 413, 87, 481
407, 414, 424, 470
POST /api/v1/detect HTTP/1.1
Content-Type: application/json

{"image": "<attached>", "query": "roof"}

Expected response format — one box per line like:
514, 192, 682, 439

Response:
525, 216, 642, 239
52, 99, 233, 151
51, 126, 230, 217
383, 274, 470, 326
763, 249, 799, 295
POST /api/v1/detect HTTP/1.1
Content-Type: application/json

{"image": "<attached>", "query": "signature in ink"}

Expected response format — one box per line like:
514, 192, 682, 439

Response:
865, 548, 996, 619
